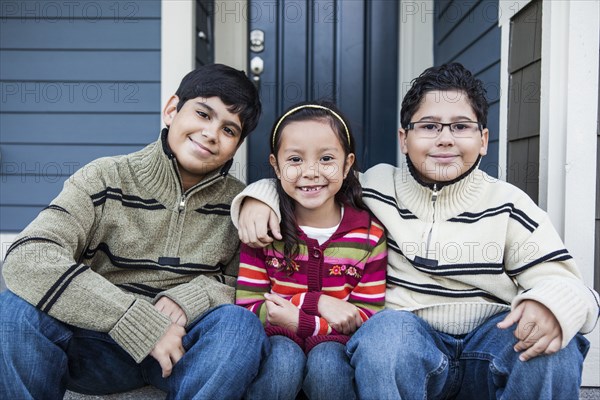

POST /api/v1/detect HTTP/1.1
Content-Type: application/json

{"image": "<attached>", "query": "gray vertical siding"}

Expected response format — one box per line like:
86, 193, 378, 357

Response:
0, 0, 161, 231
505, 0, 541, 204
433, 0, 501, 178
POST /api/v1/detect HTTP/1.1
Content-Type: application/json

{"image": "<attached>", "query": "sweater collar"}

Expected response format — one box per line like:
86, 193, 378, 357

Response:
405, 154, 482, 191
129, 129, 230, 207
397, 155, 486, 221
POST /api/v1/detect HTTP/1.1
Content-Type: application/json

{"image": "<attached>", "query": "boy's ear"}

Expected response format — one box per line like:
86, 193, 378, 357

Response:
344, 153, 356, 178
162, 95, 180, 127
398, 128, 409, 155
479, 128, 489, 156
269, 154, 281, 178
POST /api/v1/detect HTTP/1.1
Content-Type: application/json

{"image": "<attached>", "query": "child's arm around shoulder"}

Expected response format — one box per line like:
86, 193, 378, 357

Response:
231, 179, 283, 247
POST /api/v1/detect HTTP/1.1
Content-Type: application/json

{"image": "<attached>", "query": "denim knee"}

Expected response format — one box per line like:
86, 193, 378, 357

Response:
0, 291, 71, 349
0, 291, 73, 400
347, 310, 432, 362
304, 342, 355, 400
204, 304, 264, 333
245, 335, 305, 400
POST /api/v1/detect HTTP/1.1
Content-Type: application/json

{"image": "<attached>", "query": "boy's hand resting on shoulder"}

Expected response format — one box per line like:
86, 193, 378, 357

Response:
497, 299, 562, 362
238, 198, 282, 248
318, 295, 363, 335
264, 293, 299, 332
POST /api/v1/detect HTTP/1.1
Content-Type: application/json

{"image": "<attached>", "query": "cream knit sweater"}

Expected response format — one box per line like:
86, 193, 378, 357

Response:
231, 161, 600, 348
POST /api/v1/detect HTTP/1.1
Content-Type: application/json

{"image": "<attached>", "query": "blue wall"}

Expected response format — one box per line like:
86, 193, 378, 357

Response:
434, 0, 501, 178
0, 0, 161, 231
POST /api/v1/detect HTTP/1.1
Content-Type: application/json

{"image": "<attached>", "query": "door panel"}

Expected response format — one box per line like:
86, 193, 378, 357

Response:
247, 0, 398, 182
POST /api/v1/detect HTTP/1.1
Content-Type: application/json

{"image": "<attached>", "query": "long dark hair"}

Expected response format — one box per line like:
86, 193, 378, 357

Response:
270, 101, 365, 270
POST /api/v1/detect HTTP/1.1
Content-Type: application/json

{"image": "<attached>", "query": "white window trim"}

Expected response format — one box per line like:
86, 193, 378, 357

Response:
214, 1, 248, 183
161, 1, 195, 117
499, 0, 600, 386
397, 0, 434, 167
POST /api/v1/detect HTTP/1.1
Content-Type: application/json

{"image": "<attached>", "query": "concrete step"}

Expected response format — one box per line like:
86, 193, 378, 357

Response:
64, 387, 165, 400
63, 387, 600, 400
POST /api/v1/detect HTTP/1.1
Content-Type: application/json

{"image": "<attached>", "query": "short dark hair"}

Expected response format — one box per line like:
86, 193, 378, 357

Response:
401, 62, 489, 129
175, 64, 261, 140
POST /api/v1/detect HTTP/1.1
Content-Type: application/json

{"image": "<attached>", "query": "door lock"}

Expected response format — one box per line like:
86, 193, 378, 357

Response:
250, 56, 264, 76
250, 30, 265, 53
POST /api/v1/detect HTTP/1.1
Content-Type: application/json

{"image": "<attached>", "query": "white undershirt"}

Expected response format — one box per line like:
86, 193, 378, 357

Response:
299, 206, 344, 245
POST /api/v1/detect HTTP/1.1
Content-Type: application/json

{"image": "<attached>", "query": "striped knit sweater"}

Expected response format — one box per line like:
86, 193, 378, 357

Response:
236, 205, 387, 352
2, 129, 244, 362
231, 160, 600, 348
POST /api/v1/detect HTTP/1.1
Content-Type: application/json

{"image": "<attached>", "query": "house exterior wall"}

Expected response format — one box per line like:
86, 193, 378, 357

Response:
498, 0, 600, 386
0, 0, 162, 233
433, 0, 501, 178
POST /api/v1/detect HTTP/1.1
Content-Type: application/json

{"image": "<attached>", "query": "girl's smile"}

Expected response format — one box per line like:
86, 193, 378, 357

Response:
270, 119, 354, 228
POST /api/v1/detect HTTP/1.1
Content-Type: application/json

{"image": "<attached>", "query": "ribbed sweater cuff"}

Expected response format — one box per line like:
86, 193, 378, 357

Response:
297, 310, 319, 339
157, 282, 211, 325
302, 292, 321, 315
230, 179, 280, 229
109, 299, 172, 363
513, 279, 595, 348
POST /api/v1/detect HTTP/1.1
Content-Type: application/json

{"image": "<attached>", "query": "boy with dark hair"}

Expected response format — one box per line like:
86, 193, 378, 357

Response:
232, 62, 599, 399
0, 63, 267, 400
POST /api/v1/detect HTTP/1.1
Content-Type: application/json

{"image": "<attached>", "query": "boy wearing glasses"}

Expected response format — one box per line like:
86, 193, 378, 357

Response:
232, 63, 599, 399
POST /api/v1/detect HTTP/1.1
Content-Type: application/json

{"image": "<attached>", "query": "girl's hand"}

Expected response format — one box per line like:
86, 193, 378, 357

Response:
497, 299, 563, 361
238, 198, 282, 248
155, 296, 187, 327
264, 293, 299, 332
318, 295, 363, 335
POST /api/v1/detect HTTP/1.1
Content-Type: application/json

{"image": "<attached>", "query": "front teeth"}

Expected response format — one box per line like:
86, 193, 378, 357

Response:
300, 186, 322, 192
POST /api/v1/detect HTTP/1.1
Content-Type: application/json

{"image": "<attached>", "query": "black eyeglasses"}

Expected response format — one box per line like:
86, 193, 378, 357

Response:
406, 121, 483, 138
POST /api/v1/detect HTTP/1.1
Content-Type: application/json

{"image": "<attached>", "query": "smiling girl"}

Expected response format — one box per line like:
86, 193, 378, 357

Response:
235, 102, 387, 400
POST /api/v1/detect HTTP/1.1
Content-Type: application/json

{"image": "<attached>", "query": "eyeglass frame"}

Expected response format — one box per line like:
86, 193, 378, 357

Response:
405, 120, 484, 138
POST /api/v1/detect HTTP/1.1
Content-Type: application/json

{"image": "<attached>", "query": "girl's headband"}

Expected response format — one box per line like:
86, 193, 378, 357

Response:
271, 104, 351, 149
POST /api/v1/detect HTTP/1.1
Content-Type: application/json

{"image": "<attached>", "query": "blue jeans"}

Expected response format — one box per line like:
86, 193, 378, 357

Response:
246, 336, 356, 400
346, 310, 589, 400
0, 291, 268, 400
